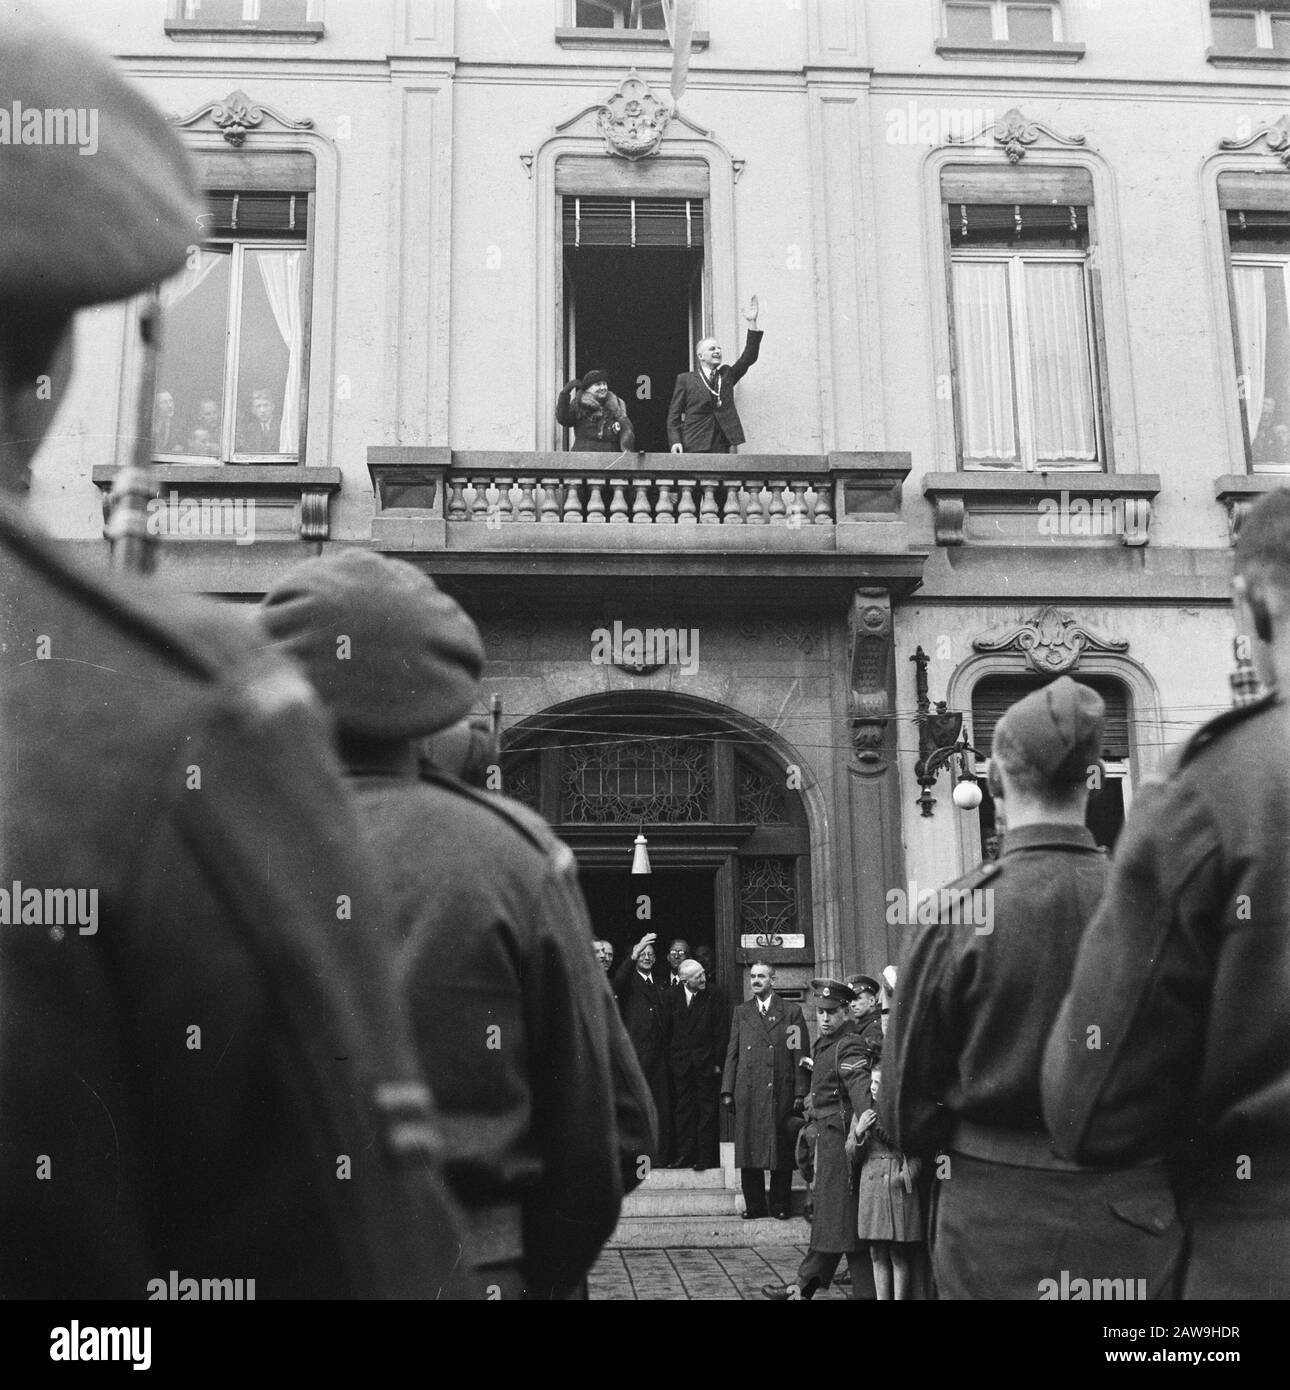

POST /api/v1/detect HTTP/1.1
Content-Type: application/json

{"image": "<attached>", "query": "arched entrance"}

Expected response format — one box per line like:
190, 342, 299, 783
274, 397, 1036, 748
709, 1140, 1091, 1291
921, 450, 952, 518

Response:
500, 692, 817, 1003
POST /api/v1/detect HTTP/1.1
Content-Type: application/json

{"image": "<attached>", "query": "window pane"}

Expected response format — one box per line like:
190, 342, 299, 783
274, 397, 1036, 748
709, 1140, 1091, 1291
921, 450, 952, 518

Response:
1272, 15, 1290, 50
1006, 4, 1056, 42
945, 2, 994, 42
575, 1, 616, 28
183, 0, 309, 19
1024, 261, 1096, 462
636, 1, 668, 30
234, 248, 303, 457
183, 0, 249, 20
953, 261, 1019, 463
1233, 263, 1290, 466
156, 249, 232, 458
1211, 11, 1259, 47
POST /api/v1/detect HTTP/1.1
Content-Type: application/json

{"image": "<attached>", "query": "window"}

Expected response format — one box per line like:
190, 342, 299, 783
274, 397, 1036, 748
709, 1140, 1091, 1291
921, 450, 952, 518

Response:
179, 0, 313, 21
154, 188, 309, 464
944, 1, 1060, 43
944, 170, 1102, 470
1223, 192, 1290, 470
971, 673, 1130, 854
1210, 4, 1290, 52
575, 0, 667, 30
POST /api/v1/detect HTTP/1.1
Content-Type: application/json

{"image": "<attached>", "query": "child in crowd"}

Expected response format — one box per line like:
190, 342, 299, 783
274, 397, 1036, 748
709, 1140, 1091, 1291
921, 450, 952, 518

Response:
850, 1062, 924, 1299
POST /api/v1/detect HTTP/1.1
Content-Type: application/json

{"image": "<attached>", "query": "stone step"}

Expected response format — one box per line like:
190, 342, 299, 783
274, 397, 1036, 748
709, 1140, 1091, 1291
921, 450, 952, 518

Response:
607, 1214, 813, 1248
623, 1187, 743, 1216
637, 1166, 730, 1190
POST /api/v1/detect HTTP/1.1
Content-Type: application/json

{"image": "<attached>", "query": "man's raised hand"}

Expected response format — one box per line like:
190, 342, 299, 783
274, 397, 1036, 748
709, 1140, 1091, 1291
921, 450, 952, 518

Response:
743, 294, 759, 325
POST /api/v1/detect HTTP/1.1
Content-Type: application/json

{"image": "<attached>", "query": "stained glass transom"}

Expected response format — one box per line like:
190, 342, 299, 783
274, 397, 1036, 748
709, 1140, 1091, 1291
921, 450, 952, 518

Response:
560, 738, 713, 824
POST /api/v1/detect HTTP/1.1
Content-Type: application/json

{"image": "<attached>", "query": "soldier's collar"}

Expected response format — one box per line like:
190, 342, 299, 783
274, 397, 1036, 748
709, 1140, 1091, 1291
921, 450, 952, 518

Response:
999, 822, 1098, 855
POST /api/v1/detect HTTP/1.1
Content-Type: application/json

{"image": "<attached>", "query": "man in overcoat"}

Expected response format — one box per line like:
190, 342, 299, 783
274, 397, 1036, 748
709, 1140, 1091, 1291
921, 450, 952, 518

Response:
722, 961, 808, 1219
884, 678, 1182, 1299
762, 980, 874, 1299
615, 932, 673, 1165
1044, 490, 1290, 1299
667, 959, 725, 1169
667, 298, 763, 454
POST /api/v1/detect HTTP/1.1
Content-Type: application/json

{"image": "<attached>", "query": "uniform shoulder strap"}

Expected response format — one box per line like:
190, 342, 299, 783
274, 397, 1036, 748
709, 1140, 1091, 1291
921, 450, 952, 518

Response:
1179, 692, 1280, 767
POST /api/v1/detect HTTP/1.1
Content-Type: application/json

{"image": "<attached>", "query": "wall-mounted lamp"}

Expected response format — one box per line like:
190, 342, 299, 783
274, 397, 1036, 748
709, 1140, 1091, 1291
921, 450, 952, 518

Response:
630, 824, 652, 875
910, 646, 984, 818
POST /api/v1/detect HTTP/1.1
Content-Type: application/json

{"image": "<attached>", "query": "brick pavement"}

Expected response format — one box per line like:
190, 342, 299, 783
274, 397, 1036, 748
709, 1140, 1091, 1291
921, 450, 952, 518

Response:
588, 1245, 852, 1300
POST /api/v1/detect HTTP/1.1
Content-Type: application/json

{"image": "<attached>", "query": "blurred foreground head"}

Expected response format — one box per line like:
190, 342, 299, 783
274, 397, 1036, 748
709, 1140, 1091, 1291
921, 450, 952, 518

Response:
259, 549, 485, 748
1234, 489, 1290, 689
0, 1, 200, 489
990, 675, 1105, 805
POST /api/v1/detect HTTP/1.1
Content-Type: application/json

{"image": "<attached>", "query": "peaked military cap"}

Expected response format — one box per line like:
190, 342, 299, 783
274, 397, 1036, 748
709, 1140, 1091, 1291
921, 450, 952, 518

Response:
993, 675, 1105, 781
846, 975, 881, 996
0, 3, 201, 310
259, 550, 486, 741
811, 977, 856, 1007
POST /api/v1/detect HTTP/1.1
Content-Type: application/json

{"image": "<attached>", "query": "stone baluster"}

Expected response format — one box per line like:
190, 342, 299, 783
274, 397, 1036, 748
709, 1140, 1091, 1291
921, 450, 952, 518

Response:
699, 478, 721, 525
767, 479, 788, 525
585, 477, 607, 523
516, 477, 538, 522
538, 477, 562, 523
654, 479, 676, 524
608, 479, 631, 524
447, 476, 469, 521
561, 478, 584, 523
631, 480, 653, 524
470, 477, 492, 522
787, 481, 810, 529
492, 480, 515, 524
676, 480, 698, 524
722, 481, 744, 524
744, 481, 766, 524
812, 481, 834, 525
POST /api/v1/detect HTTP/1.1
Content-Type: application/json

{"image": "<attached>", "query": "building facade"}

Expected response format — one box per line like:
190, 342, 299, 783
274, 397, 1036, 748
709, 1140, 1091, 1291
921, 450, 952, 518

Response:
32, 0, 1287, 1002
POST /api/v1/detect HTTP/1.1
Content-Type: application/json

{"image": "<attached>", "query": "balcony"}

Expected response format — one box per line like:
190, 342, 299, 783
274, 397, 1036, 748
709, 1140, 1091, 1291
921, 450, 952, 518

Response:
367, 448, 924, 600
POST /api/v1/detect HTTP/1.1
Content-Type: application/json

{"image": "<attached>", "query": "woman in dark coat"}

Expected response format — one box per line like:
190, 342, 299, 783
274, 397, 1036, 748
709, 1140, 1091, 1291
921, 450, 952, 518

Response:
556, 369, 636, 452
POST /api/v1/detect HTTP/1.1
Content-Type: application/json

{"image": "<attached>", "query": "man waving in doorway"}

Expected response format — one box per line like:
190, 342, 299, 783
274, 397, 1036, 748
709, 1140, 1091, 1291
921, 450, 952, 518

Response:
667, 297, 762, 454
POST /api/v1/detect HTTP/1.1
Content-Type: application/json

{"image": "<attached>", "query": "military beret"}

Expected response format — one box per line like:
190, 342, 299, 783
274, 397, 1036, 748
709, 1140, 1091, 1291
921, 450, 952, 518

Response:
259, 550, 486, 741
0, 3, 201, 310
846, 975, 881, 996
992, 676, 1105, 782
811, 977, 856, 1008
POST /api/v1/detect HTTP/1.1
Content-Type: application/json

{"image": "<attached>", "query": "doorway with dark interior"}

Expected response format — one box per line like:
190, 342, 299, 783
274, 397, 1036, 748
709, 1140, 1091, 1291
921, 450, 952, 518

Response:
581, 866, 719, 992
562, 195, 704, 452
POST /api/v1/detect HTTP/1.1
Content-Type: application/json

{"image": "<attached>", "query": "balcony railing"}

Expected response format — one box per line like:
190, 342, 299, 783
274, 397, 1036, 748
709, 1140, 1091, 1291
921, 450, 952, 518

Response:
367, 448, 911, 555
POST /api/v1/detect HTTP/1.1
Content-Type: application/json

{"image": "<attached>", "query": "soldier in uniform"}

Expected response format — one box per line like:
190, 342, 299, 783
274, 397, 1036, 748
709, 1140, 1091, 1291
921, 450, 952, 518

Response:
1044, 490, 1290, 1299
883, 677, 1182, 1299
847, 975, 885, 1058
260, 550, 647, 1299
0, 3, 470, 1299
762, 979, 876, 1299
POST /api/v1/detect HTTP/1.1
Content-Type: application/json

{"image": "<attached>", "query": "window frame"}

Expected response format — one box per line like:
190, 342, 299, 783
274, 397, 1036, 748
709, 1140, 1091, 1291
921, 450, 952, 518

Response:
947, 238, 1104, 472
166, 0, 324, 42
1226, 245, 1290, 473
573, 0, 668, 31
943, 0, 1063, 43
1210, 4, 1290, 48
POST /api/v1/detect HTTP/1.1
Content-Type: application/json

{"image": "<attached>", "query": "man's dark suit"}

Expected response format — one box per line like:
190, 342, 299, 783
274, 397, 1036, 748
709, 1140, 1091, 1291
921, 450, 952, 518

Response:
666, 330, 763, 453
614, 958, 673, 1165
667, 986, 725, 1168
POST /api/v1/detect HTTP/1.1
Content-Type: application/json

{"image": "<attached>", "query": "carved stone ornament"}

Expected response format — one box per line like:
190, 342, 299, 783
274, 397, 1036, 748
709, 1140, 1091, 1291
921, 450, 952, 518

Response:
1219, 114, 1290, 170
171, 90, 315, 148
948, 107, 1087, 164
597, 70, 672, 161
848, 594, 893, 774
972, 606, 1128, 675
737, 621, 821, 655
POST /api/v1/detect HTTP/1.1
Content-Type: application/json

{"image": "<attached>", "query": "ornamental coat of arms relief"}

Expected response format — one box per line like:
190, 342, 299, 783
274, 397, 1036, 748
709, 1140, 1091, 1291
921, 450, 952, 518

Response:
597, 70, 672, 160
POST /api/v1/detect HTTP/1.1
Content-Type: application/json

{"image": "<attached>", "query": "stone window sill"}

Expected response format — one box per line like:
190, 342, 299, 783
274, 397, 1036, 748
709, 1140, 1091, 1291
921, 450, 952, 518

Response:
92, 464, 341, 542
554, 28, 708, 50
164, 19, 324, 43
923, 471, 1161, 547
934, 38, 1085, 62
1206, 46, 1290, 69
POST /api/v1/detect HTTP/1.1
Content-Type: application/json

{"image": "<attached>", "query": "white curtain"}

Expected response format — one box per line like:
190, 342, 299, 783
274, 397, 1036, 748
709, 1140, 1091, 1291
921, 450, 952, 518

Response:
1232, 264, 1269, 445
1025, 261, 1096, 462
256, 249, 303, 454
953, 261, 1017, 462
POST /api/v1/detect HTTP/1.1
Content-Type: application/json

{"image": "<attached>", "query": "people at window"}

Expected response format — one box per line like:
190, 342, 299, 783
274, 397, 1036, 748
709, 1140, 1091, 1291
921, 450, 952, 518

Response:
667, 296, 763, 454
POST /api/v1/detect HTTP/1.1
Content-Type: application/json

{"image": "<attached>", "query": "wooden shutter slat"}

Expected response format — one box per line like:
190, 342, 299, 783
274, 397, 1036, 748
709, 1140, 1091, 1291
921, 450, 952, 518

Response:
941, 165, 1094, 205
1219, 172, 1290, 212
971, 674, 1130, 759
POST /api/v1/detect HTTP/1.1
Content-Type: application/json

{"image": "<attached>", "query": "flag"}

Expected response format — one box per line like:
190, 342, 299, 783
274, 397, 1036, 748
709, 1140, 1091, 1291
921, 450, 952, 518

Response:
666, 0, 697, 104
